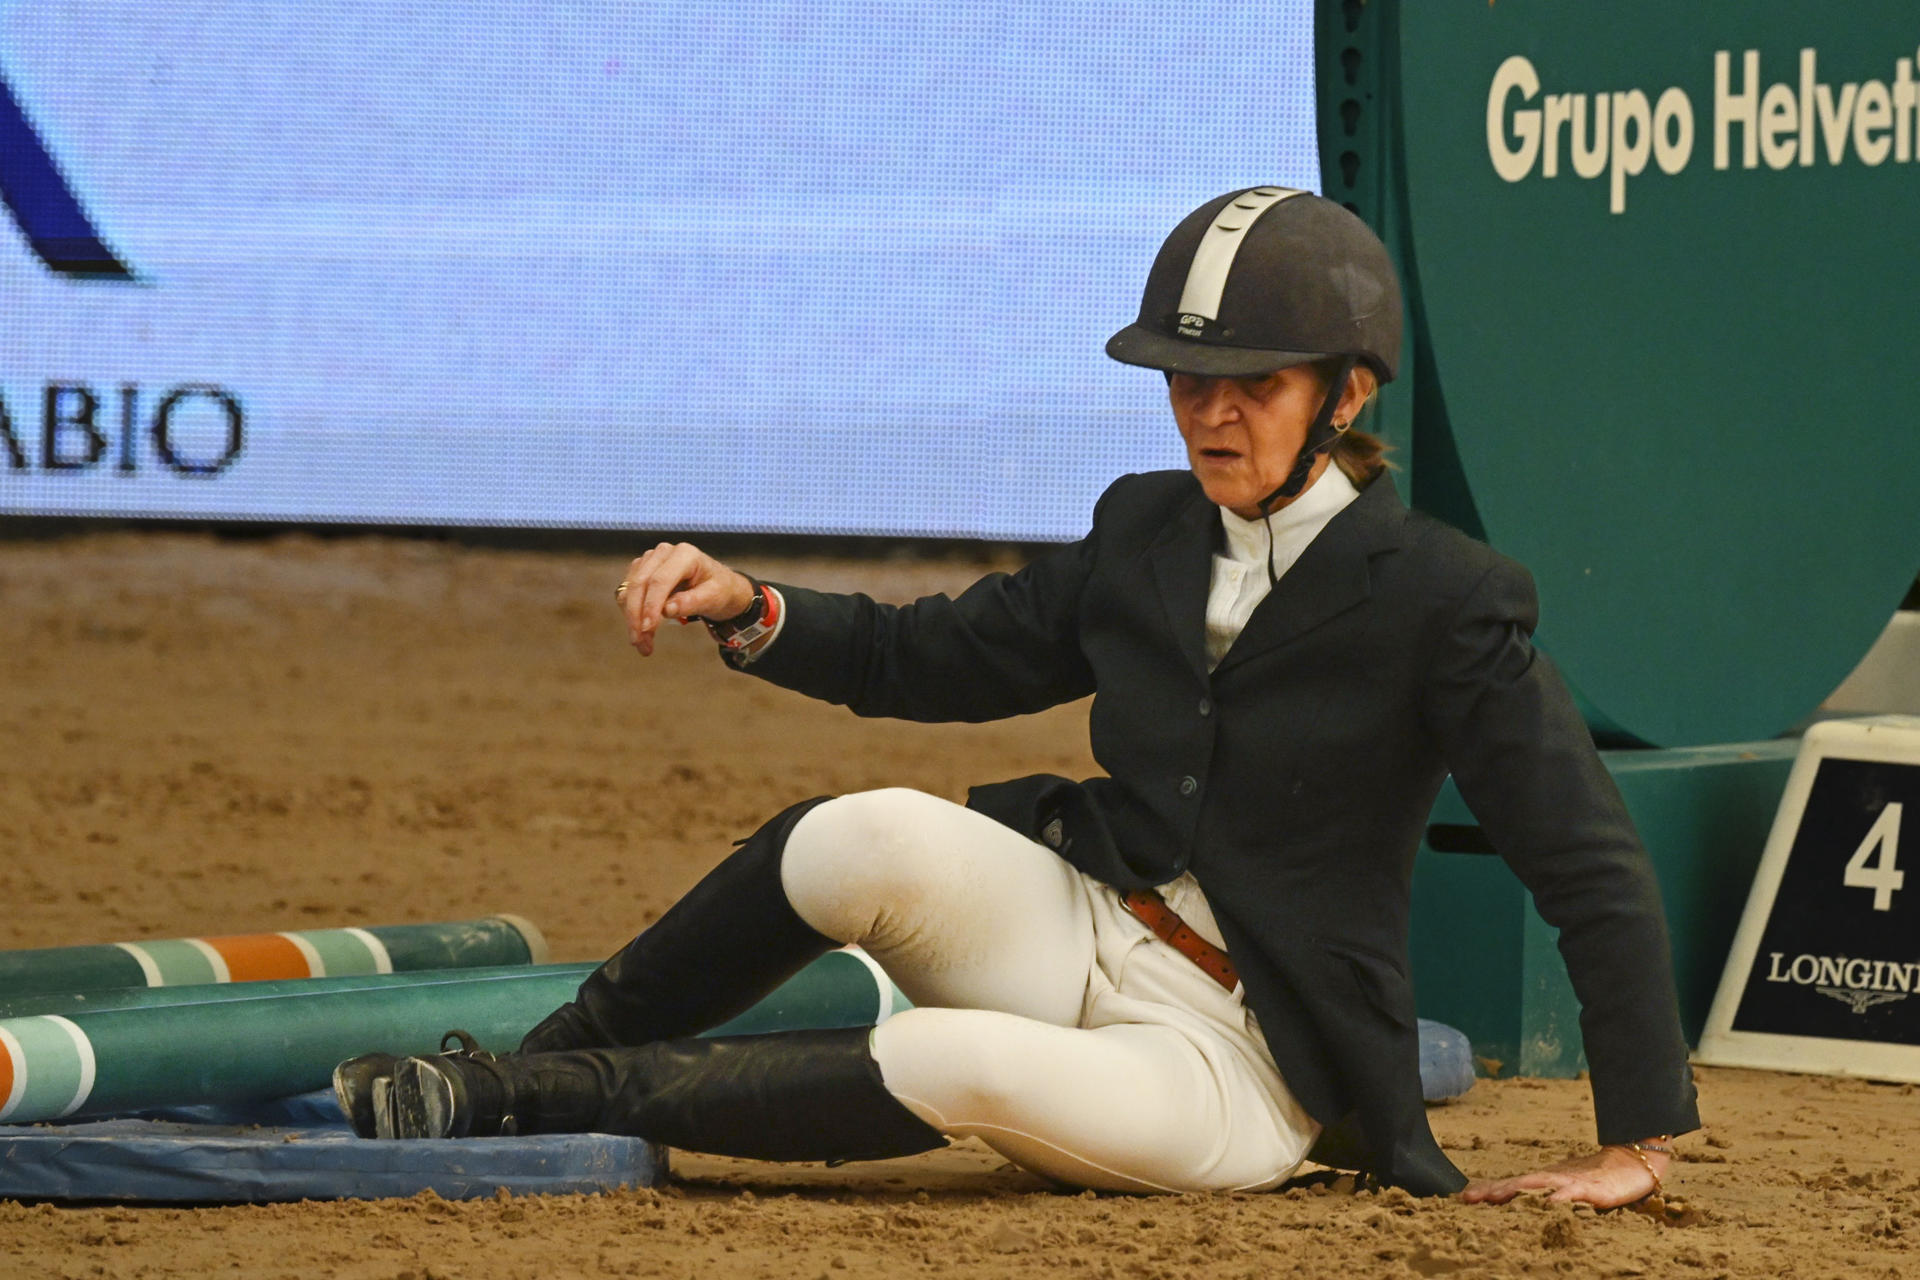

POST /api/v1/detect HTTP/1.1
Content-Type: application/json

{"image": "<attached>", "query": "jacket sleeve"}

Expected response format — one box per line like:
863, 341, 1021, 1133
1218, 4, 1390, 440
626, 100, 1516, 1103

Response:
725, 522, 1102, 724
1418, 557, 1701, 1144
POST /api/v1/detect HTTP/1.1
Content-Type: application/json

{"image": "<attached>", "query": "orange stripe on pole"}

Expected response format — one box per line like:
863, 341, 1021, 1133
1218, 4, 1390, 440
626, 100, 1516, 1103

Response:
201, 933, 313, 983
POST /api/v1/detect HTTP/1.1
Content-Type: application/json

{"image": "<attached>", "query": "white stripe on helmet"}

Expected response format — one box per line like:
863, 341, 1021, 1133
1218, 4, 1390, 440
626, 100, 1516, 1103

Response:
1175, 187, 1305, 322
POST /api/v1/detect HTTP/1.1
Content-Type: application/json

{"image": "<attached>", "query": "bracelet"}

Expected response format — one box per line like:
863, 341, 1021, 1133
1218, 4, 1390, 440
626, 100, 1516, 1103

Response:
1612, 1137, 1672, 1194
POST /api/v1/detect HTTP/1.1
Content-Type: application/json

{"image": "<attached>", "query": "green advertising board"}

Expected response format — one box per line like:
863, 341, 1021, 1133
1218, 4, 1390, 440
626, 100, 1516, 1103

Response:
1391, 2, 1920, 745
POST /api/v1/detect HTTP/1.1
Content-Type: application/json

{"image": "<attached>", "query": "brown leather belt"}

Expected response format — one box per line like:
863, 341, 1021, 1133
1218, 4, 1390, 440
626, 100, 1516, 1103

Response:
1121, 889, 1240, 992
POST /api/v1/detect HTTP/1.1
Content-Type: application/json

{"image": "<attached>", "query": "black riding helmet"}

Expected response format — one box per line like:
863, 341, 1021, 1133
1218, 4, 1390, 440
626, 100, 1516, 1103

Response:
1105, 187, 1402, 382
1107, 187, 1402, 515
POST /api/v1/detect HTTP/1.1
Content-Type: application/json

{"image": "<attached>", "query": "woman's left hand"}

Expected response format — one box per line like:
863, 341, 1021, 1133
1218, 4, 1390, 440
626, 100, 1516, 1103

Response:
1459, 1143, 1667, 1208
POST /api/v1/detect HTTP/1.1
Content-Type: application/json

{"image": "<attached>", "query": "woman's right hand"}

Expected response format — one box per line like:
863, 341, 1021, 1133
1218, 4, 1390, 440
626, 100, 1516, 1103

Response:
616, 542, 757, 657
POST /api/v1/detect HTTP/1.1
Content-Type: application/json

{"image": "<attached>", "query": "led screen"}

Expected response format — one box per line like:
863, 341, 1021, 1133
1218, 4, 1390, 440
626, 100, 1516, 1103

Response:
1, 2, 1320, 539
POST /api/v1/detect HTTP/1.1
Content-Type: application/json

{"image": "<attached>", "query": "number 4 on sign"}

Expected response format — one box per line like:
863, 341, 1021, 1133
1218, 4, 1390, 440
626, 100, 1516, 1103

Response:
1843, 803, 1904, 911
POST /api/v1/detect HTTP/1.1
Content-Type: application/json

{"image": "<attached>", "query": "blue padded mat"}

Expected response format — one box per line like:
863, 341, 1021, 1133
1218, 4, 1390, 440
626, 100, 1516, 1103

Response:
1417, 1018, 1476, 1103
0, 1090, 665, 1203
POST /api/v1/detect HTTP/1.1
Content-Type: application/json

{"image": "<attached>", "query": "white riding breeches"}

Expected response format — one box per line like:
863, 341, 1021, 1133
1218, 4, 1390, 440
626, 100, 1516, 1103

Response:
779, 787, 1319, 1193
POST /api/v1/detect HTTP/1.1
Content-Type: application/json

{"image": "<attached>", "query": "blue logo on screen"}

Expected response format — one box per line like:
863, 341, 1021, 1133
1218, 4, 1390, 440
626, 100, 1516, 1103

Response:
0, 68, 136, 279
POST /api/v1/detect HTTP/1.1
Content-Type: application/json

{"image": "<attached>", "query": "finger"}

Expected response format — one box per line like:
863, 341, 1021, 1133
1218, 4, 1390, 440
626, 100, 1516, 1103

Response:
619, 554, 653, 646
648, 544, 715, 630
630, 544, 694, 633
620, 551, 657, 649
1459, 1179, 1523, 1205
1461, 1171, 1563, 1204
623, 545, 686, 652
629, 543, 716, 652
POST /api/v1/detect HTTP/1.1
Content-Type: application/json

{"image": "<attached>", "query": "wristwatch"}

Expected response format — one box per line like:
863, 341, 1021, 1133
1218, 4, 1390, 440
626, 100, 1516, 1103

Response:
701, 579, 779, 653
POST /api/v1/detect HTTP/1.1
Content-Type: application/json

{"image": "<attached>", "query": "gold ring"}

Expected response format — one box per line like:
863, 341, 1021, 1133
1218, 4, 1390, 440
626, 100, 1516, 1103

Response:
614, 582, 629, 601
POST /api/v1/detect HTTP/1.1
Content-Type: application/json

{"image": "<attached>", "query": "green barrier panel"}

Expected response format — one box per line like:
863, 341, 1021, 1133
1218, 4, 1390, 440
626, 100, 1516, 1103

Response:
0, 915, 549, 998
1388, 1, 1920, 745
1410, 740, 1797, 1076
0, 950, 905, 1123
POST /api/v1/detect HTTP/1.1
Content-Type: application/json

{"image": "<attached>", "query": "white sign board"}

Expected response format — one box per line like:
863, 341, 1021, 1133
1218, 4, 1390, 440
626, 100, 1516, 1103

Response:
1697, 716, 1920, 1081
1, 2, 1320, 539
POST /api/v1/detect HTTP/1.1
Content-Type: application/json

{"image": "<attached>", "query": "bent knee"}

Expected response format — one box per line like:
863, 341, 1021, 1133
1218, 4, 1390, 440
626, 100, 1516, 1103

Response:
780, 788, 956, 940
797, 789, 953, 848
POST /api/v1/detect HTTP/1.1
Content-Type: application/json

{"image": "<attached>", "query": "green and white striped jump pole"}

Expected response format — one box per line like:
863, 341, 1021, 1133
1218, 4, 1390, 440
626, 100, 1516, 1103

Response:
0, 963, 590, 1022
0, 915, 549, 999
0, 949, 906, 1124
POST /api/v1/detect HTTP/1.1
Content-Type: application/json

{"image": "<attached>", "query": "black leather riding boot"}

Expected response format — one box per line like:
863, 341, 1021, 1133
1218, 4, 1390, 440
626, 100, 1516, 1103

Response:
518, 796, 838, 1053
384, 1026, 948, 1164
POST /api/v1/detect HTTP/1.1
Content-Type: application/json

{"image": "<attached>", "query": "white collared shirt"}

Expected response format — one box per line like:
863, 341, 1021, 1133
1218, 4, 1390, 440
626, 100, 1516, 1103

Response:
1203, 462, 1361, 671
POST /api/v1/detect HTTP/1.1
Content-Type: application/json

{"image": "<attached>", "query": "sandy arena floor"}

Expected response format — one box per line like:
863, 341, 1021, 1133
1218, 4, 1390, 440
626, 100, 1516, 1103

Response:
0, 530, 1913, 1280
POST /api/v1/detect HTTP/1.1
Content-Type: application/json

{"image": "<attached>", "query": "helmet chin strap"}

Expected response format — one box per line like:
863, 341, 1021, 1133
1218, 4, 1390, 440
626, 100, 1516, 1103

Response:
1255, 354, 1356, 587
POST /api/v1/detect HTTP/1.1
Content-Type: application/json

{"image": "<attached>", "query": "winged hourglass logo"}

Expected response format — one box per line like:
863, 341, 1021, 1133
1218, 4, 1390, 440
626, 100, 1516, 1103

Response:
1816, 987, 1908, 1015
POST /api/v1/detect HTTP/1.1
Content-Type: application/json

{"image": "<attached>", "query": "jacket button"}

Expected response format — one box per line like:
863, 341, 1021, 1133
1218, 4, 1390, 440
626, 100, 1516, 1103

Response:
1178, 775, 1198, 797
1197, 697, 1213, 717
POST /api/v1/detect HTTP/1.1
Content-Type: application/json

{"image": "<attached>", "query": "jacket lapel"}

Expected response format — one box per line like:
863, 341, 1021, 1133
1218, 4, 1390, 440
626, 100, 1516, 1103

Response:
1213, 474, 1408, 675
1146, 486, 1219, 680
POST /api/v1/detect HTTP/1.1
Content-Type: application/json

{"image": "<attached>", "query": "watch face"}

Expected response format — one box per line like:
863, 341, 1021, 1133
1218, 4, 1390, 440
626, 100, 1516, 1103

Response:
731, 586, 768, 629
708, 585, 771, 646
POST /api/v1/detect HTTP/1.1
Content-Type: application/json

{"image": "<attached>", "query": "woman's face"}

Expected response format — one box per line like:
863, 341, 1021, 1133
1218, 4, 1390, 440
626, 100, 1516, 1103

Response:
1169, 365, 1328, 519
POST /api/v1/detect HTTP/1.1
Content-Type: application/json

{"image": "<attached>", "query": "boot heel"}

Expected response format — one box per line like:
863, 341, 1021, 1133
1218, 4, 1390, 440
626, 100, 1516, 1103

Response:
338, 1030, 501, 1140
384, 1057, 463, 1139
332, 1052, 397, 1138
370, 1075, 395, 1139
